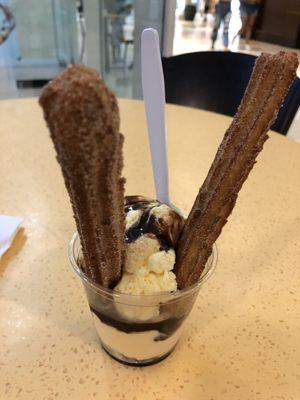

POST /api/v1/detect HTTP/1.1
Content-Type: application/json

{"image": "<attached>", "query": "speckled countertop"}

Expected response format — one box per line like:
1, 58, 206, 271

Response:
1, 98, 300, 400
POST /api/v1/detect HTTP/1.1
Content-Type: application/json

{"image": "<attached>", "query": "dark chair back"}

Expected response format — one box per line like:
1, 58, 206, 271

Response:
162, 51, 300, 135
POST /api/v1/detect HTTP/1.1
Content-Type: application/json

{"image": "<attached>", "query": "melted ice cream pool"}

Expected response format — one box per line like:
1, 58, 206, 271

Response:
93, 313, 183, 361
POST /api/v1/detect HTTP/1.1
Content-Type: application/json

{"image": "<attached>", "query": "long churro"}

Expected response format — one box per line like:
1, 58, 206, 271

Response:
39, 65, 125, 288
175, 51, 299, 289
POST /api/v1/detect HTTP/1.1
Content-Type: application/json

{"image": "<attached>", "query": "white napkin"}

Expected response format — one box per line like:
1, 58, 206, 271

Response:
0, 215, 23, 258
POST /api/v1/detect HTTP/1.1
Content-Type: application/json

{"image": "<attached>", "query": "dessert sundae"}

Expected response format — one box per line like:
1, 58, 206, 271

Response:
39, 51, 298, 365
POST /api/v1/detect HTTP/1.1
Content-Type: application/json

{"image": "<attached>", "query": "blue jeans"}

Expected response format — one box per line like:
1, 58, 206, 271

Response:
211, 2, 231, 47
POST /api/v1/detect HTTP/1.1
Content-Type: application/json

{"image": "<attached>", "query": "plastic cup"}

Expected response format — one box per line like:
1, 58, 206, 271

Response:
69, 232, 217, 366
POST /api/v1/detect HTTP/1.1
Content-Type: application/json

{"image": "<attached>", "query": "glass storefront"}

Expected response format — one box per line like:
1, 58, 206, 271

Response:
0, 0, 175, 100
77, 0, 172, 98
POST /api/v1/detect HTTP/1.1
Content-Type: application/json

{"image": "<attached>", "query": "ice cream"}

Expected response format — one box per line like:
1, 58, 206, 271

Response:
115, 235, 177, 295
115, 196, 185, 297
108, 196, 185, 321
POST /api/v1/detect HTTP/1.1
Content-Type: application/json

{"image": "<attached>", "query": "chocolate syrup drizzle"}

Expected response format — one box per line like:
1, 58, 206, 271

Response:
91, 306, 185, 338
124, 196, 185, 251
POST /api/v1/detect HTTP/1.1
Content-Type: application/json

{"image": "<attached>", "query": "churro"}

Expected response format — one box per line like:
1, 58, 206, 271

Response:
175, 51, 299, 289
39, 65, 125, 287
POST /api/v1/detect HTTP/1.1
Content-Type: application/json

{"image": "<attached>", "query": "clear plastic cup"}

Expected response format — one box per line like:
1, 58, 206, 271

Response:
69, 232, 217, 366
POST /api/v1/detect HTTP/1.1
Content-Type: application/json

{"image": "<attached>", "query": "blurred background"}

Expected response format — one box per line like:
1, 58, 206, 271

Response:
0, 0, 299, 139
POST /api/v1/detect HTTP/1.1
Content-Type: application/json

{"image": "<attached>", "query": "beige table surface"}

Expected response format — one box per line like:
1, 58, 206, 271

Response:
1, 98, 300, 400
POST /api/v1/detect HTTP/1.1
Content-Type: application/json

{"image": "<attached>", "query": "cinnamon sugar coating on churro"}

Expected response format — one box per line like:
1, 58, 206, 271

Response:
39, 65, 125, 288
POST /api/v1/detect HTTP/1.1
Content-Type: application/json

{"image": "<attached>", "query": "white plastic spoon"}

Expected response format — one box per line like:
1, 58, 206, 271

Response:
141, 28, 171, 206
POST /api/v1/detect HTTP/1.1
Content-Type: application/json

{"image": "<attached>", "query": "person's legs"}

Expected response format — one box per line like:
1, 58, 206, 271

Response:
223, 11, 231, 49
203, 0, 210, 24
245, 13, 257, 43
211, 12, 221, 49
233, 15, 247, 43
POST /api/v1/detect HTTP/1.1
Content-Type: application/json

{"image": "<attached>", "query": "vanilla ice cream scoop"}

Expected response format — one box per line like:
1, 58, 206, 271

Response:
115, 196, 185, 299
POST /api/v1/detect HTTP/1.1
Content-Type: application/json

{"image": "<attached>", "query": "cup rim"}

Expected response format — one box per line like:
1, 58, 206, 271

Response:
68, 231, 218, 301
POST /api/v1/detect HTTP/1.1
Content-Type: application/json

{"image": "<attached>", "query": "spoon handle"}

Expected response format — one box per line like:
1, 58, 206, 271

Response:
141, 28, 170, 205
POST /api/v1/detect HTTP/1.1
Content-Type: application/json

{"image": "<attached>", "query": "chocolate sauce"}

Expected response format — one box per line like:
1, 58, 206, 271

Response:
101, 344, 174, 366
124, 195, 185, 251
124, 195, 157, 213
126, 210, 172, 251
90, 306, 185, 339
